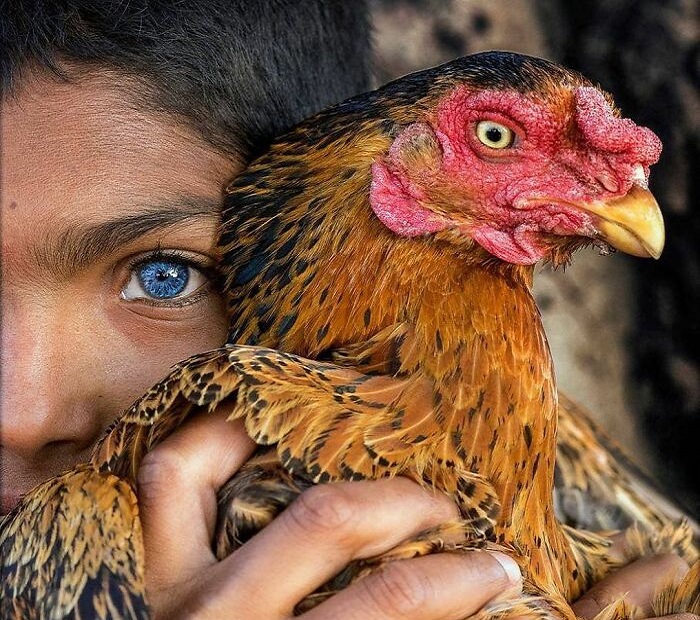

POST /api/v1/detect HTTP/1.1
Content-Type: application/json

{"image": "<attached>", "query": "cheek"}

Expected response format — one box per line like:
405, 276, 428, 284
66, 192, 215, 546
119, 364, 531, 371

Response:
0, 283, 217, 455
451, 154, 588, 208
436, 145, 557, 207
103, 296, 228, 405
2, 269, 228, 454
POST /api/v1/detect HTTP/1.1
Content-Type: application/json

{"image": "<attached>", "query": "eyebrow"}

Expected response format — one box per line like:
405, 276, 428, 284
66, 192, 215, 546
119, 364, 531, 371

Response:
33, 197, 221, 281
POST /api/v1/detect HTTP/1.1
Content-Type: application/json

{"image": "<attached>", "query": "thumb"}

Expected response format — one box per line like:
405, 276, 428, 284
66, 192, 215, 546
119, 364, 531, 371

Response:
137, 412, 255, 590
572, 554, 690, 620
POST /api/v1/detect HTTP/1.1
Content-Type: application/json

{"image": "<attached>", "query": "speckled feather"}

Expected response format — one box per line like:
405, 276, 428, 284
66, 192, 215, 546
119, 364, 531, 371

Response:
553, 395, 695, 534
1, 52, 697, 619
0, 467, 147, 619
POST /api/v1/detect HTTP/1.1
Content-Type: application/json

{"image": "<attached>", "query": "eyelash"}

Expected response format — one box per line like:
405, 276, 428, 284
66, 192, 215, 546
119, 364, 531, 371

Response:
121, 248, 217, 308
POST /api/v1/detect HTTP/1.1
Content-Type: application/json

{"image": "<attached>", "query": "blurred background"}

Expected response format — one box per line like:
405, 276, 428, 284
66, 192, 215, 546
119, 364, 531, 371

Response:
369, 0, 699, 517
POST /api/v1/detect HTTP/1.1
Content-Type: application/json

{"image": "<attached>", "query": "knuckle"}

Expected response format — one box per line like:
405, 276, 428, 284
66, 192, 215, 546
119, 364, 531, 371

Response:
285, 484, 356, 538
651, 553, 690, 574
361, 562, 433, 616
583, 584, 619, 614
137, 449, 188, 502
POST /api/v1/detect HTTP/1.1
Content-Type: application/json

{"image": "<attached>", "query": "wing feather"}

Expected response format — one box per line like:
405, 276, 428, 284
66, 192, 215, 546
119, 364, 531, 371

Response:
555, 394, 699, 535
102, 342, 500, 531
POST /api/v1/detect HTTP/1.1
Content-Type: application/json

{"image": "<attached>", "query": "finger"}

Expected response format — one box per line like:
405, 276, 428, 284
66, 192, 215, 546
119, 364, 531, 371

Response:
302, 551, 522, 620
607, 532, 628, 564
572, 554, 690, 619
204, 477, 461, 618
137, 411, 256, 586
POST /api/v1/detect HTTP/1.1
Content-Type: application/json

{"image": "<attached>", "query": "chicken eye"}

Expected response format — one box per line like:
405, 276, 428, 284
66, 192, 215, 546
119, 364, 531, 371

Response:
475, 121, 514, 149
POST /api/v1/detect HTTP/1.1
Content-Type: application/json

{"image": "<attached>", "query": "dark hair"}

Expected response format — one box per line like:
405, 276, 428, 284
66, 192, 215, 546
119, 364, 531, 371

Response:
1, 0, 372, 159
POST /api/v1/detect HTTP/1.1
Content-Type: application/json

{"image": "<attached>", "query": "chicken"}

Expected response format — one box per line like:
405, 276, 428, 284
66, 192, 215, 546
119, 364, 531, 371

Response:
2, 51, 698, 620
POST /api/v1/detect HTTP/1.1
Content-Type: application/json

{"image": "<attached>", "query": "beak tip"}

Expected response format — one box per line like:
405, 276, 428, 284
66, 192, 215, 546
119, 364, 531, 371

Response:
650, 246, 664, 260
644, 221, 665, 260
589, 186, 665, 261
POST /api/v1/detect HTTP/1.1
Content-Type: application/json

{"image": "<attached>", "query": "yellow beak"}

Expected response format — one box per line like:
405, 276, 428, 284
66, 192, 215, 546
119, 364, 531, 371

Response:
577, 185, 665, 259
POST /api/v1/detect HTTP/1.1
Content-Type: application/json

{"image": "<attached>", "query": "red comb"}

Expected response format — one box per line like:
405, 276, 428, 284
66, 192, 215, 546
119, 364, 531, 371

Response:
574, 87, 662, 166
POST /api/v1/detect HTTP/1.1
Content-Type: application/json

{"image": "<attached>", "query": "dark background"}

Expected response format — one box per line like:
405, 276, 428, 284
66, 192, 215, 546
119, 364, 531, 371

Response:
370, 0, 699, 516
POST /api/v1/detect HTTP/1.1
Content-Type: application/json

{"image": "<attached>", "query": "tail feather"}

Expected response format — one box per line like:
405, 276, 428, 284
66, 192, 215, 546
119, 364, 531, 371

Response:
0, 466, 147, 620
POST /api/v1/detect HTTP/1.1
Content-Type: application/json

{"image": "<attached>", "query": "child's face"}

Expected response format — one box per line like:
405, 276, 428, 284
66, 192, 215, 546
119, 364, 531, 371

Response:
1, 74, 239, 514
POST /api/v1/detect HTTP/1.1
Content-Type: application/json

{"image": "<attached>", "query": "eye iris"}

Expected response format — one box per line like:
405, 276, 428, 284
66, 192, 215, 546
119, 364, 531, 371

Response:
476, 121, 513, 149
138, 260, 189, 299
485, 126, 503, 143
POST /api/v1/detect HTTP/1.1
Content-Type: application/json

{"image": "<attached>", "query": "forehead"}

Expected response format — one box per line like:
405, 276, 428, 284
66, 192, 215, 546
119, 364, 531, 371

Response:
4, 73, 236, 209
1, 73, 241, 285
1, 72, 238, 247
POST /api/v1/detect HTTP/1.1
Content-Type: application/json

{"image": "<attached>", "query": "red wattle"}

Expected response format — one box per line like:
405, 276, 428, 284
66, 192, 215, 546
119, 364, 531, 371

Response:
472, 225, 546, 265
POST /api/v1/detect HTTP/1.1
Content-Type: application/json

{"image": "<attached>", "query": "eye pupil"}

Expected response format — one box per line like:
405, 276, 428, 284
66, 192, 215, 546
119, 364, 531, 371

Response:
485, 127, 502, 143
138, 260, 189, 299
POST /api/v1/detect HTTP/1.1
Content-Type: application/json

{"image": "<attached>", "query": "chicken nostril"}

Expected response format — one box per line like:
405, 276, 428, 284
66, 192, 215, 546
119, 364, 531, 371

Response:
595, 171, 620, 193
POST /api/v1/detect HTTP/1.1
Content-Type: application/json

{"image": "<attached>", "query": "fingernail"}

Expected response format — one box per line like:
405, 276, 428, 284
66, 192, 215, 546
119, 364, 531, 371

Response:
488, 551, 522, 585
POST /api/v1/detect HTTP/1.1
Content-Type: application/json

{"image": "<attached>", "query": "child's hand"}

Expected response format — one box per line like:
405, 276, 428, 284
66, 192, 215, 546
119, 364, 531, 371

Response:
138, 410, 522, 619
574, 553, 696, 620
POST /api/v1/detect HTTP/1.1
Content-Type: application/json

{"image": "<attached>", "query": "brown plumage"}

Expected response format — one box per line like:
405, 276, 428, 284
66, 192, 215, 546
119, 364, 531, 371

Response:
1, 52, 697, 619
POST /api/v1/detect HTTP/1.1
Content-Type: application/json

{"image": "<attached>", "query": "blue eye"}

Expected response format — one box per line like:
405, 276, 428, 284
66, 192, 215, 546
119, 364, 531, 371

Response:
122, 256, 208, 302
138, 260, 189, 298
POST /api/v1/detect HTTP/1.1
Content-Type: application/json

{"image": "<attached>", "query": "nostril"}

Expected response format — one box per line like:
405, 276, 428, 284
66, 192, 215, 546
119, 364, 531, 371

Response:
594, 170, 620, 193
2, 431, 100, 464
40, 427, 107, 459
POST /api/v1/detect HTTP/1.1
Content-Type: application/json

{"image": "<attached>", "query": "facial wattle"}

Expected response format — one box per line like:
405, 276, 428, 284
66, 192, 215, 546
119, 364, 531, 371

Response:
369, 158, 596, 265
467, 201, 595, 264
457, 155, 606, 264
471, 224, 548, 264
